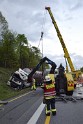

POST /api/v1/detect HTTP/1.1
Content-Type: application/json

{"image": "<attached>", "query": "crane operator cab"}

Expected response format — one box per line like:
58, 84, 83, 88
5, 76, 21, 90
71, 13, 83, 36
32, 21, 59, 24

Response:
55, 64, 67, 95
55, 64, 74, 96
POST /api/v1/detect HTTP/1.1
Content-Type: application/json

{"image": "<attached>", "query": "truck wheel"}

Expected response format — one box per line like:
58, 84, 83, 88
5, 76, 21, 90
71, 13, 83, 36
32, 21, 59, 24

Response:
66, 91, 73, 96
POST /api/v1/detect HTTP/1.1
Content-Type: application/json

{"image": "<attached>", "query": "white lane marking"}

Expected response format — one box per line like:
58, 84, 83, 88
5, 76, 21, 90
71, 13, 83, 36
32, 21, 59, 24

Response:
27, 102, 45, 124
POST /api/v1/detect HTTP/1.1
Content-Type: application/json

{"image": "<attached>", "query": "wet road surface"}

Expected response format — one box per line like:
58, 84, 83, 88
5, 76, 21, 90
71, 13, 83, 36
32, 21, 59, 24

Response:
0, 86, 83, 124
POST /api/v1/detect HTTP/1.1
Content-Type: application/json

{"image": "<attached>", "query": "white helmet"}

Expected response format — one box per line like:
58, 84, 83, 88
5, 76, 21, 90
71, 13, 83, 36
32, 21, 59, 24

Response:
45, 75, 51, 81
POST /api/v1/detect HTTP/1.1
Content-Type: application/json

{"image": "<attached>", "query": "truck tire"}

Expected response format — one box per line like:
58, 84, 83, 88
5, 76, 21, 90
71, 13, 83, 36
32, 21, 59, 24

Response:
66, 91, 73, 96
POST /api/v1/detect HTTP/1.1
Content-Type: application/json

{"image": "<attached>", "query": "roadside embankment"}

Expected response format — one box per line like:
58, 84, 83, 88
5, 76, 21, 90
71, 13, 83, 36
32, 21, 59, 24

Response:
0, 67, 30, 100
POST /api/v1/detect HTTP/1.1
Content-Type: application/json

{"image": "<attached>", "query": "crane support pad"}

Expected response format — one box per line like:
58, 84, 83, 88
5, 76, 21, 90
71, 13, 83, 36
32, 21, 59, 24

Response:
55, 95, 83, 103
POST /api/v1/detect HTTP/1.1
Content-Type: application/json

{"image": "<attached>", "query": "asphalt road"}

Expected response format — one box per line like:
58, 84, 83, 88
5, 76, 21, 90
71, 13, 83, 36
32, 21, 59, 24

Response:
0, 87, 83, 124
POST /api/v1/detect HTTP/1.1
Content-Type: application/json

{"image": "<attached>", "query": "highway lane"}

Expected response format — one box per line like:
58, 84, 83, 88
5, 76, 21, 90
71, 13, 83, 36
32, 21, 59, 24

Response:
37, 101, 83, 124
50, 101, 83, 124
0, 88, 44, 124
0, 87, 83, 124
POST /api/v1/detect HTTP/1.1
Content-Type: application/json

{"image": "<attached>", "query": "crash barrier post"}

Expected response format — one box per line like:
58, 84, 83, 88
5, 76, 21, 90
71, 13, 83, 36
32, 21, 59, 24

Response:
0, 100, 8, 104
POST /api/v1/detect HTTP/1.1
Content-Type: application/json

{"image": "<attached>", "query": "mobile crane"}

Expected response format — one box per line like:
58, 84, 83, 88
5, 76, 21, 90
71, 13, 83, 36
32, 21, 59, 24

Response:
28, 56, 75, 95
45, 7, 81, 81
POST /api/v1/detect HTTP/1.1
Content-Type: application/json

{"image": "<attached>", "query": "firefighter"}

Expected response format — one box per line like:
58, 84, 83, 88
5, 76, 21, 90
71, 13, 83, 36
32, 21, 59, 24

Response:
41, 75, 56, 116
31, 78, 36, 90
58, 63, 65, 75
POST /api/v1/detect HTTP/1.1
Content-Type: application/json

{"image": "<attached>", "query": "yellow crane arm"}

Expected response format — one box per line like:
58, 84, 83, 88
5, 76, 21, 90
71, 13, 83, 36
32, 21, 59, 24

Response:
45, 7, 75, 72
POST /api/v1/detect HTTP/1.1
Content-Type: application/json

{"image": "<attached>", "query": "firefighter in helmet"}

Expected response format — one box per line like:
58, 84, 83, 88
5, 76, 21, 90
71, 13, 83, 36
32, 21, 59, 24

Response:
41, 75, 56, 116
58, 63, 65, 75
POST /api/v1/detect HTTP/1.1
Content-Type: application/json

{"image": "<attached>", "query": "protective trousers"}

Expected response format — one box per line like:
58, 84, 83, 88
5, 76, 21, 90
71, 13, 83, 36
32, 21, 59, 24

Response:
45, 98, 56, 116
31, 83, 36, 90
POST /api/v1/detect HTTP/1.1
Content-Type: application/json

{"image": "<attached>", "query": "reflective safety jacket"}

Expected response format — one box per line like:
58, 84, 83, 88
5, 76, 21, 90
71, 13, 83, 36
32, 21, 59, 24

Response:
43, 82, 56, 99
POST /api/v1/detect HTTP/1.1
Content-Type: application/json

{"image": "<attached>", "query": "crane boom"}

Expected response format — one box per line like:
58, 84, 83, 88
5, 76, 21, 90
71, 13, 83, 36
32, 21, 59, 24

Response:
45, 7, 75, 72
28, 56, 56, 78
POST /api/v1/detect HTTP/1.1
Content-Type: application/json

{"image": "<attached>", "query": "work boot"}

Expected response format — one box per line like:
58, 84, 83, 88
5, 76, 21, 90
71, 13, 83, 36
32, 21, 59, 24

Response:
46, 113, 50, 116
52, 111, 56, 116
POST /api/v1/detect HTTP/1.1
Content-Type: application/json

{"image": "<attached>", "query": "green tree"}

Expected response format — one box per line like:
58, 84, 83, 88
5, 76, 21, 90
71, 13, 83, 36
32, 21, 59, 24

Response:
0, 11, 8, 40
80, 67, 83, 72
0, 11, 18, 68
0, 11, 45, 70
15, 34, 29, 68
28, 46, 42, 70
1, 31, 18, 68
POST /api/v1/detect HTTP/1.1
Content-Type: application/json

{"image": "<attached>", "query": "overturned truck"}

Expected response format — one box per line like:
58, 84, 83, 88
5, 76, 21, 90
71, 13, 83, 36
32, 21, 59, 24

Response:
7, 68, 31, 89
7, 57, 56, 89
7, 56, 75, 96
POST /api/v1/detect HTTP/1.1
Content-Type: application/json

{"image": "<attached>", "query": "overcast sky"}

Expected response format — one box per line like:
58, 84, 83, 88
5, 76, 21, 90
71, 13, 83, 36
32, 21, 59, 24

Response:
0, 0, 83, 70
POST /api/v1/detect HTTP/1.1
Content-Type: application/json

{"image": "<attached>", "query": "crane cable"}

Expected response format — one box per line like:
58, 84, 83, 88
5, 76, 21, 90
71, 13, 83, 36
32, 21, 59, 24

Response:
38, 31, 44, 48
37, 10, 47, 74
38, 10, 47, 49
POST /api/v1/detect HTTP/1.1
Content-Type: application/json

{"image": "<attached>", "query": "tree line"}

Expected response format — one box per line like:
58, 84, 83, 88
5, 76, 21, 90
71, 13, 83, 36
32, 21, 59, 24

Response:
0, 11, 43, 69
0, 11, 83, 72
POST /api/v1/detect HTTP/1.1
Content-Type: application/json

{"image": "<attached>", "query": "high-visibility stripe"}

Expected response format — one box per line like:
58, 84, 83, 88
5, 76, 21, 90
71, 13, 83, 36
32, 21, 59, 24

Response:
46, 106, 51, 114
44, 94, 55, 97
45, 96, 55, 99
51, 108, 57, 112
44, 92, 56, 97
44, 93, 55, 95
44, 91, 56, 97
